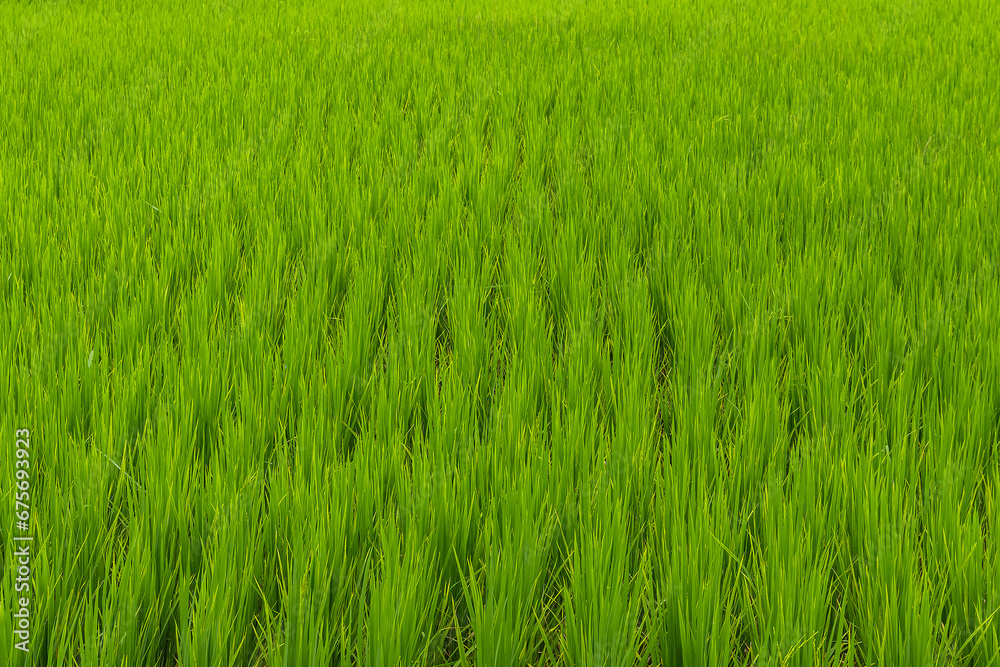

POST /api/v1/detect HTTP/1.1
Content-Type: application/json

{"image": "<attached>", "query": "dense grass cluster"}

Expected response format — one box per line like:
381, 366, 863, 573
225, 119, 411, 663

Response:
2, 0, 999, 664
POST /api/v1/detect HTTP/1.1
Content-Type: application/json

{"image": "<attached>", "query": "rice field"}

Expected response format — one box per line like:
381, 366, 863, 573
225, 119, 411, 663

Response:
2, 0, 999, 665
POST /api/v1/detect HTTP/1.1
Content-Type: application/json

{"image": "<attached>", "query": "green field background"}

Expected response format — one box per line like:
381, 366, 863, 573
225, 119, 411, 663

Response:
2, 0, 999, 664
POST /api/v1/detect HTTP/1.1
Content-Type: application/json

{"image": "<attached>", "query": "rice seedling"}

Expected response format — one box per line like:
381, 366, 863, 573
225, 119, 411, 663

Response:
2, 0, 998, 665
